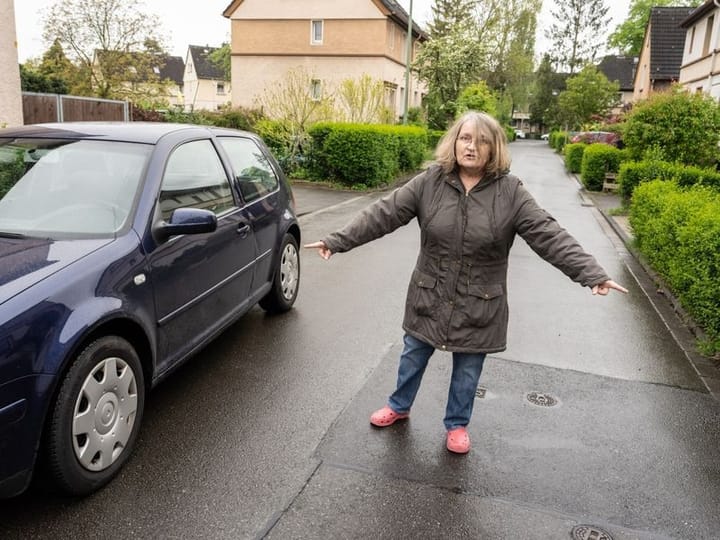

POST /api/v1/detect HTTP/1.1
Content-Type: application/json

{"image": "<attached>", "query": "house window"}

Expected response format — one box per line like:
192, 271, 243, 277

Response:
311, 20, 323, 45
217, 82, 226, 95
389, 23, 395, 50
310, 79, 322, 100
689, 26, 696, 53
384, 83, 397, 116
703, 15, 714, 56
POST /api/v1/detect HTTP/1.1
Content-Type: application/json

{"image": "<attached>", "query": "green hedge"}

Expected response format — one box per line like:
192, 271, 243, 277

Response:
564, 143, 586, 173
550, 131, 569, 152
630, 180, 720, 352
618, 159, 720, 199
579, 143, 628, 191
427, 130, 445, 149
307, 123, 427, 187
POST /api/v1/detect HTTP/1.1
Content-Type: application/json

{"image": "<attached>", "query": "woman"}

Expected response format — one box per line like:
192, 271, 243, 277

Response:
304, 111, 627, 454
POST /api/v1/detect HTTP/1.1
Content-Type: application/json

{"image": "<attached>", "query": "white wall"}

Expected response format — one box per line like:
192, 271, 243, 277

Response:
0, 0, 23, 126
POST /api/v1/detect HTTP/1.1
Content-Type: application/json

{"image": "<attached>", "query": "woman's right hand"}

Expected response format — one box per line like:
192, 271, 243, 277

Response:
304, 240, 333, 260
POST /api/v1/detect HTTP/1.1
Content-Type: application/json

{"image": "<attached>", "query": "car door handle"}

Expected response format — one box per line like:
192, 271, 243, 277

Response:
237, 223, 251, 237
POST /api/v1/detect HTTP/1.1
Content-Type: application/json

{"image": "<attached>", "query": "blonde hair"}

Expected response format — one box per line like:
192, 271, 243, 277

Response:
434, 111, 511, 176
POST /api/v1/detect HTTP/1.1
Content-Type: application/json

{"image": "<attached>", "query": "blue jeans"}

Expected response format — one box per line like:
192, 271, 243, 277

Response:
387, 334, 486, 430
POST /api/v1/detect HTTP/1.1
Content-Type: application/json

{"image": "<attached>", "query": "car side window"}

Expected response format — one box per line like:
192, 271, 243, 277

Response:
217, 137, 279, 204
160, 140, 234, 220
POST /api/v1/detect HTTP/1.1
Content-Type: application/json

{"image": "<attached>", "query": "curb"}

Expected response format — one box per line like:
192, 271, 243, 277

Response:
570, 174, 720, 400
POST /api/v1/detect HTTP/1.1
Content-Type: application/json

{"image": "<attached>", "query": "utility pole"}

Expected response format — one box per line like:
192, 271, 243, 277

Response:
402, 0, 413, 125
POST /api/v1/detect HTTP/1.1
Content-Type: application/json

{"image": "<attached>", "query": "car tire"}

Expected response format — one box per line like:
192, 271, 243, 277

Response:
46, 336, 145, 496
259, 233, 300, 313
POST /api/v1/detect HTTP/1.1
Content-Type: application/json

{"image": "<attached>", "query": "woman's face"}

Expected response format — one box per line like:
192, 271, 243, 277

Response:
455, 122, 491, 175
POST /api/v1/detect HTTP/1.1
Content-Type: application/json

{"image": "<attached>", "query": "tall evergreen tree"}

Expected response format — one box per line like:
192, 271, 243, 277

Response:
545, 0, 610, 74
426, 0, 476, 38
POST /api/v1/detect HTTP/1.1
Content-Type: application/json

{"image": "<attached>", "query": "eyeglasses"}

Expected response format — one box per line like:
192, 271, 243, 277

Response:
456, 134, 490, 146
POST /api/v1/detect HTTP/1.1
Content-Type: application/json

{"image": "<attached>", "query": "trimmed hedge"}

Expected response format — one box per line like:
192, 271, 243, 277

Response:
564, 143, 586, 173
617, 159, 720, 199
579, 143, 628, 191
307, 123, 426, 187
630, 180, 720, 352
550, 131, 569, 152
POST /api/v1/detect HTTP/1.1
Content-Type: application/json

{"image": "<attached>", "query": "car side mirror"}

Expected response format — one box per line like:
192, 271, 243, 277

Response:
154, 207, 217, 242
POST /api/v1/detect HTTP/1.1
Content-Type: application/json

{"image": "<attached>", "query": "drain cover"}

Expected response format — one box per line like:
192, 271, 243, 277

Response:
571, 524, 613, 540
475, 386, 487, 398
526, 391, 558, 407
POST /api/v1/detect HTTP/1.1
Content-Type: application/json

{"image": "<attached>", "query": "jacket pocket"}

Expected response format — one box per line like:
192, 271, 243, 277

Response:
465, 283, 504, 328
410, 269, 438, 318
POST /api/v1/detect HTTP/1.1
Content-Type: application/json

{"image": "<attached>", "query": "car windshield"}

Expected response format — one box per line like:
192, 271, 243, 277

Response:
0, 138, 151, 239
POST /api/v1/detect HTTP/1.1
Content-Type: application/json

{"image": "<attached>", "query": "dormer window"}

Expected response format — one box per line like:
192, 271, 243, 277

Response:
311, 20, 323, 45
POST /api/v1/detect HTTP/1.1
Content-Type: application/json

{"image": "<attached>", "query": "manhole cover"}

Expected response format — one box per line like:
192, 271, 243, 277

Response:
475, 386, 487, 398
571, 524, 613, 540
526, 391, 558, 407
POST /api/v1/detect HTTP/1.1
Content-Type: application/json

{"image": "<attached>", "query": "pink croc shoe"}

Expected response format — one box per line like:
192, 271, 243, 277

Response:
370, 405, 409, 427
446, 427, 471, 454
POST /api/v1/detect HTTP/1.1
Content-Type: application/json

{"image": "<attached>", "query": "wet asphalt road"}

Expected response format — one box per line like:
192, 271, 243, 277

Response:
1, 140, 719, 539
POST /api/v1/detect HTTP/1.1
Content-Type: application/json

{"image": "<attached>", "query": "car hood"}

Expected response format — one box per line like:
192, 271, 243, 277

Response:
0, 236, 112, 306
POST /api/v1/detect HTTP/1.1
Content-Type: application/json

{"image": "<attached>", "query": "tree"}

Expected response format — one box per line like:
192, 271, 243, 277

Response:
42, 0, 168, 100
456, 81, 497, 117
19, 64, 68, 94
209, 43, 231, 82
545, 0, 610, 74
336, 75, 386, 123
557, 65, 618, 129
256, 66, 334, 164
607, 0, 703, 56
426, 0, 476, 38
528, 54, 567, 131
623, 85, 720, 167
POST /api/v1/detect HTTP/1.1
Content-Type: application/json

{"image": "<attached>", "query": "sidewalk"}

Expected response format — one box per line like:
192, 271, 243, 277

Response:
577, 181, 720, 399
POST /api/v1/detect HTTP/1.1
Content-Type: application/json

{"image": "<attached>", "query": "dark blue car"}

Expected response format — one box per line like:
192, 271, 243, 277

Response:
0, 122, 301, 497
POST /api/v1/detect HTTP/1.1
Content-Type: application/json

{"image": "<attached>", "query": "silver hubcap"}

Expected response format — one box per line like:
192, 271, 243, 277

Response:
72, 357, 138, 471
279, 242, 299, 301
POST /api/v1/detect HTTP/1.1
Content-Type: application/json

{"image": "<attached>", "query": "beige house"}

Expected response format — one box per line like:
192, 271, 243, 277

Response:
632, 7, 694, 102
678, 1, 720, 99
183, 45, 232, 111
0, 0, 23, 126
221, 0, 426, 121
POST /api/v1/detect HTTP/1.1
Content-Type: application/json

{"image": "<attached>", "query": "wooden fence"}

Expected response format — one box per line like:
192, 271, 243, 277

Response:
22, 92, 130, 124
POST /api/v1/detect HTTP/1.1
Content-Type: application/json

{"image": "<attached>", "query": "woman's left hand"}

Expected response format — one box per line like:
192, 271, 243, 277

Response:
592, 280, 628, 295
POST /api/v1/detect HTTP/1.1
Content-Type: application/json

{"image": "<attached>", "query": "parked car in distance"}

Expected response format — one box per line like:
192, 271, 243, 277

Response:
514, 129, 526, 139
540, 133, 550, 140
0, 122, 301, 498
569, 131, 622, 147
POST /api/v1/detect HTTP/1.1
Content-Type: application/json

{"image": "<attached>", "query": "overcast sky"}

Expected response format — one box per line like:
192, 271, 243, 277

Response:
12, 0, 631, 63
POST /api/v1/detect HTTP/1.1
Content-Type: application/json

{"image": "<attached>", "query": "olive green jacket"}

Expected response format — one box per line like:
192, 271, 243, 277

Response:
323, 164, 610, 353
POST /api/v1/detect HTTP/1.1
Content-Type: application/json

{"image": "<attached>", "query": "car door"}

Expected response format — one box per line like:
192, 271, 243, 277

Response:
148, 138, 256, 372
216, 136, 282, 292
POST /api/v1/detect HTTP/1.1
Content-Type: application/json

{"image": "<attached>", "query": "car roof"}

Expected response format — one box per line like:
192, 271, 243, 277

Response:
0, 122, 257, 145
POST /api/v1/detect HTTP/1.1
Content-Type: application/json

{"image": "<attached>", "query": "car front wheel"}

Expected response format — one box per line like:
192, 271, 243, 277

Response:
46, 336, 145, 496
259, 233, 300, 313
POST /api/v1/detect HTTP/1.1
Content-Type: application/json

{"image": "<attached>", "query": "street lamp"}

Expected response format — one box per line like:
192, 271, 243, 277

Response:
402, 0, 413, 125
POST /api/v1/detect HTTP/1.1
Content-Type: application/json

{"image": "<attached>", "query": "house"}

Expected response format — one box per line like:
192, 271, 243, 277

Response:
160, 56, 186, 108
92, 51, 186, 108
221, 0, 427, 121
678, 0, 720, 99
632, 7, 694, 102
597, 55, 637, 116
183, 45, 231, 111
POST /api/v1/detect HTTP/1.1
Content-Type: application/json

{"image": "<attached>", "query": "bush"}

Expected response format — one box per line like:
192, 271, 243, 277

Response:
622, 86, 720, 167
392, 125, 427, 171
427, 130, 445, 149
618, 159, 720, 199
550, 131, 569, 152
630, 180, 720, 353
580, 143, 627, 191
564, 143, 586, 173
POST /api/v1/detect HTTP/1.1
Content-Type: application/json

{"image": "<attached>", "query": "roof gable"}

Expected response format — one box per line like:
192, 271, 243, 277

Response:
187, 45, 225, 80
597, 55, 637, 90
649, 7, 695, 80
